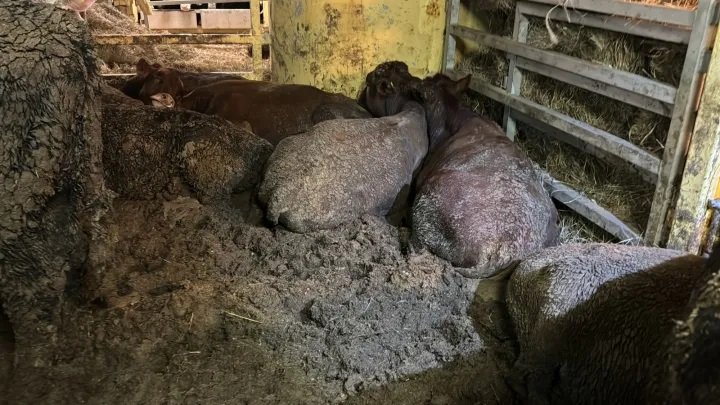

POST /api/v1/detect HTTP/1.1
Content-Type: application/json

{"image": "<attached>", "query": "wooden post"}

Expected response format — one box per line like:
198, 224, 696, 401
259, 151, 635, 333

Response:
645, 0, 718, 247
250, 0, 263, 80
113, 0, 138, 19
442, 0, 460, 74
502, 5, 529, 141
666, 28, 720, 253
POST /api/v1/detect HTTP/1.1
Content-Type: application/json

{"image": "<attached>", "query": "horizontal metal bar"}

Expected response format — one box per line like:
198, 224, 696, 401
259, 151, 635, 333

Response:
450, 25, 678, 105
514, 56, 673, 117
543, 173, 644, 243
527, 0, 696, 27
518, 1, 692, 44
151, 0, 250, 5
93, 33, 269, 45
448, 70, 661, 182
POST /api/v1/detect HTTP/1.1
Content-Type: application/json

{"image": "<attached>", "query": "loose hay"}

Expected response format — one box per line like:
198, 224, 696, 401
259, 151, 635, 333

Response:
456, 4, 689, 241
87, 0, 270, 77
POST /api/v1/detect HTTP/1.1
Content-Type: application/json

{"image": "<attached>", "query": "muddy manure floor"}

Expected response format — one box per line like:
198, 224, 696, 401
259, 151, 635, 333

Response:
4, 194, 509, 403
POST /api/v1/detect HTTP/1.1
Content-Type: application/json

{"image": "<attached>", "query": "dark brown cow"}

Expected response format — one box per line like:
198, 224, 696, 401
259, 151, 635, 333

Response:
144, 70, 371, 146
120, 58, 246, 102
361, 62, 559, 278
502, 242, 720, 405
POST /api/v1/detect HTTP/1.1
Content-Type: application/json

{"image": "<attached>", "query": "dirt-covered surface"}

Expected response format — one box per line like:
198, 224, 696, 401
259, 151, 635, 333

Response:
2, 192, 510, 404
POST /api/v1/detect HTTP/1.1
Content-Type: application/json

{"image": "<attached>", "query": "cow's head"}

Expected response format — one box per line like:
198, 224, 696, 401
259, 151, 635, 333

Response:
423, 73, 471, 99
359, 61, 422, 117
120, 58, 163, 99
416, 73, 472, 149
138, 66, 185, 105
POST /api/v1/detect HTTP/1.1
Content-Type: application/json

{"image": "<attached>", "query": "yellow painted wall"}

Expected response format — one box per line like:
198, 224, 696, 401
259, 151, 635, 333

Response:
270, 0, 447, 98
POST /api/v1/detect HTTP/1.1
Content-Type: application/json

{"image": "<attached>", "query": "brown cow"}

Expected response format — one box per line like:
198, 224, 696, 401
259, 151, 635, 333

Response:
361, 62, 559, 278
144, 71, 371, 146
120, 58, 246, 102
501, 242, 720, 405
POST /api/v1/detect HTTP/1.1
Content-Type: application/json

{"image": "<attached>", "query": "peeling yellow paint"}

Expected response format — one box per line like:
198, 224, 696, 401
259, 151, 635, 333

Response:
270, 0, 447, 98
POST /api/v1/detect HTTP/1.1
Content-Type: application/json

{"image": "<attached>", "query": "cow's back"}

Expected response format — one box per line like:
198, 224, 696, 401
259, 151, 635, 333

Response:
258, 104, 428, 232
506, 244, 704, 405
197, 81, 365, 145
412, 116, 559, 277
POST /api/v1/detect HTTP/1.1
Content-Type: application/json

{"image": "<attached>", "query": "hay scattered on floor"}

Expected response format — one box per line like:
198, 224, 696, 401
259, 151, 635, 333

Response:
558, 211, 615, 244
87, 0, 270, 77
517, 129, 655, 230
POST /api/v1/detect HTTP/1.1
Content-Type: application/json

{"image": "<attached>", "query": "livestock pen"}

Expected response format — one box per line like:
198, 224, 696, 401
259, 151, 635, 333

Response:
1, 0, 720, 403
443, 0, 720, 255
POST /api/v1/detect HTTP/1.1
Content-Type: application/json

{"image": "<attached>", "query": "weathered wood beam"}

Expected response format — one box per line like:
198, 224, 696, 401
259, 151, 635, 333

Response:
667, 25, 720, 253
528, 0, 696, 27
543, 173, 644, 243
645, 0, 718, 247
449, 70, 662, 182
449, 24, 677, 105
93, 32, 270, 45
518, 1, 692, 44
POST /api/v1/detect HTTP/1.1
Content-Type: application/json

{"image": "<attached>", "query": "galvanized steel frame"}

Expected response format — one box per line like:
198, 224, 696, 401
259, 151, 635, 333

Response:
443, 0, 719, 247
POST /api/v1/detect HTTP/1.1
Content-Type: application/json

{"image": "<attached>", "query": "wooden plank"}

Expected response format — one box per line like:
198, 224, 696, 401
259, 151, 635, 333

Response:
448, 70, 661, 182
528, 0, 696, 27
449, 25, 678, 105
93, 33, 268, 45
146, 10, 197, 30
503, 7, 530, 141
646, 0, 718, 247
442, 0, 461, 74
666, 24, 720, 253
510, 109, 659, 184
200, 9, 251, 29
514, 56, 674, 116
151, 0, 248, 5
262, 0, 269, 27
249, 0, 263, 80
543, 173, 644, 243
518, 1, 692, 44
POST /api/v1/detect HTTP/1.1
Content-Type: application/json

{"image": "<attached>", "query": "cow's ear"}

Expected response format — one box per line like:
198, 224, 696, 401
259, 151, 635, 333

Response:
178, 78, 186, 98
449, 74, 471, 96
136, 58, 152, 75
376, 78, 395, 96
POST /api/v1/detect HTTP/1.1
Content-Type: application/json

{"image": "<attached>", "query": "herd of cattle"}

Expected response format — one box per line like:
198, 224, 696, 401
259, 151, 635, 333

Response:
113, 58, 719, 404
121, 58, 559, 278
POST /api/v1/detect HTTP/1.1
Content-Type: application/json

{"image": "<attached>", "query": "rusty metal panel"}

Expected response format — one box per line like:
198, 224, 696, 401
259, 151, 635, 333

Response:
270, 0, 447, 97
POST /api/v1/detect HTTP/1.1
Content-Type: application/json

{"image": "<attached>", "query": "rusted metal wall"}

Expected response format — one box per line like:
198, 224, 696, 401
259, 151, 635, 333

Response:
270, 0, 447, 98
